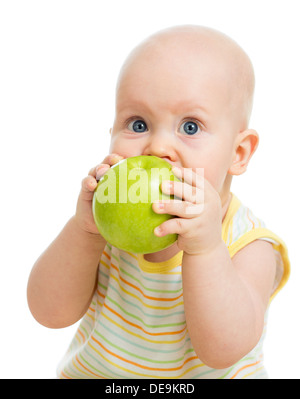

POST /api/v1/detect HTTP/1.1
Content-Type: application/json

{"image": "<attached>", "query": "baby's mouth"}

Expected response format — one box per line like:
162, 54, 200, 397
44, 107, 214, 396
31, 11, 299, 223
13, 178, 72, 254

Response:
160, 157, 177, 167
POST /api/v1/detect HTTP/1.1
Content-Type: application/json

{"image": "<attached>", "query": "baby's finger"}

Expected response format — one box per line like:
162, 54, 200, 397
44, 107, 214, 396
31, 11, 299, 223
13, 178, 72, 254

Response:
88, 154, 124, 179
88, 163, 108, 176
95, 164, 110, 181
103, 153, 125, 166
154, 217, 189, 237
88, 165, 98, 177
161, 180, 204, 204
153, 200, 204, 218
172, 166, 204, 189
81, 175, 98, 194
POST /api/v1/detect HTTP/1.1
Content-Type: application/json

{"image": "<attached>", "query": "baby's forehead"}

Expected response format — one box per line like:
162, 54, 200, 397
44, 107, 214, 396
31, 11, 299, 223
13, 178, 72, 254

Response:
119, 26, 253, 87
116, 26, 255, 128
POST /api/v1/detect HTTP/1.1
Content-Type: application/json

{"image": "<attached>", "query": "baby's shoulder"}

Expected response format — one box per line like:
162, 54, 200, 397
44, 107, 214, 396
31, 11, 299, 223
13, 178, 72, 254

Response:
224, 194, 290, 301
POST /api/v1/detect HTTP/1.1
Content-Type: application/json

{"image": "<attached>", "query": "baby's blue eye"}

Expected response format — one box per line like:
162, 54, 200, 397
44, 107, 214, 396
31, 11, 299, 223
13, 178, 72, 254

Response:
179, 121, 199, 135
128, 119, 148, 133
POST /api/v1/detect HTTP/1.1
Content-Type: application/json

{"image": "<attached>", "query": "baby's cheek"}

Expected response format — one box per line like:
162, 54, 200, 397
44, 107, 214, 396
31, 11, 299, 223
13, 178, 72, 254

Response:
109, 139, 126, 157
202, 168, 226, 193
109, 136, 137, 158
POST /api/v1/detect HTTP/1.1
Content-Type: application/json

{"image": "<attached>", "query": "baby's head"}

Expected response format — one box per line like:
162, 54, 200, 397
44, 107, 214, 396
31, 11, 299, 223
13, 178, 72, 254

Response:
109, 25, 258, 204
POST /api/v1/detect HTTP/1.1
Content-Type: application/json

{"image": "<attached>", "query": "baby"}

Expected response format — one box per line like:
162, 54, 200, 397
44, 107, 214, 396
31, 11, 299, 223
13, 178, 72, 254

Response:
27, 25, 290, 379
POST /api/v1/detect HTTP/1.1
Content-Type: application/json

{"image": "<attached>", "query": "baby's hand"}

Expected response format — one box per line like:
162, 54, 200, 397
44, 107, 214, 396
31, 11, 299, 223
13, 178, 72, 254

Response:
74, 153, 124, 235
152, 167, 223, 256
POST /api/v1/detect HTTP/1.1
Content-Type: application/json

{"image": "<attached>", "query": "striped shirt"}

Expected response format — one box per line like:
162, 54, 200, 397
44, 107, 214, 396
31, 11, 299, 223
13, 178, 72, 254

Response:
57, 194, 290, 379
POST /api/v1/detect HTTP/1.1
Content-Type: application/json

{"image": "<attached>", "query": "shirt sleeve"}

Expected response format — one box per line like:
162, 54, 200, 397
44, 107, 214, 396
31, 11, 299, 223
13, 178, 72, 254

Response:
223, 198, 290, 302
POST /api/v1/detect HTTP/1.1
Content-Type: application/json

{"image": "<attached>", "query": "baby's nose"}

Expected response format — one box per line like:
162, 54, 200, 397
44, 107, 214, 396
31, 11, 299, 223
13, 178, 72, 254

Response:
143, 130, 177, 162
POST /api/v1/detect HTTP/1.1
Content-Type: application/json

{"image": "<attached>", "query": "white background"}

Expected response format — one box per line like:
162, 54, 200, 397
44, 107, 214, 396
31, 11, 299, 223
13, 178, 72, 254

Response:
1, 0, 299, 379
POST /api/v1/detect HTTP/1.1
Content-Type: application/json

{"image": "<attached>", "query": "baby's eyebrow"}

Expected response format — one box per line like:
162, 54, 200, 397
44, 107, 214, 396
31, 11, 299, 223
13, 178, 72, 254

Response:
116, 100, 155, 117
180, 105, 209, 116
116, 99, 209, 118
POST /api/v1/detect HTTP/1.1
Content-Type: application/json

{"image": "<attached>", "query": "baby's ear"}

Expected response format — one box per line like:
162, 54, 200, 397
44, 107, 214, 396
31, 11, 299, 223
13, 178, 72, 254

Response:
228, 129, 259, 175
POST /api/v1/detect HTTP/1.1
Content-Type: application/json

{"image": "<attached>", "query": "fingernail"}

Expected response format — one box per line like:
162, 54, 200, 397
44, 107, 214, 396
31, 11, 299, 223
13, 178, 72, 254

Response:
162, 181, 172, 192
111, 155, 123, 164
154, 226, 162, 236
155, 201, 164, 210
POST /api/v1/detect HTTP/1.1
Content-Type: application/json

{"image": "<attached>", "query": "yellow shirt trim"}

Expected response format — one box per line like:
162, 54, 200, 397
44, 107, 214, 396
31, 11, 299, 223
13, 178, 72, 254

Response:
221, 193, 241, 244
137, 193, 290, 302
137, 251, 183, 274
138, 193, 240, 273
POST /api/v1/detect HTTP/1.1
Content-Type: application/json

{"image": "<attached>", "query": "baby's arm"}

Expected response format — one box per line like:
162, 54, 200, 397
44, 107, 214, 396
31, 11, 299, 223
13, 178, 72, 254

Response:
27, 154, 123, 328
153, 167, 276, 368
182, 239, 276, 369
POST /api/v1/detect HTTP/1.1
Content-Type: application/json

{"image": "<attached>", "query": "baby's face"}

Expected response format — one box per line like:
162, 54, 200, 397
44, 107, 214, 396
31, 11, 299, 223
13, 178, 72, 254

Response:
110, 31, 251, 198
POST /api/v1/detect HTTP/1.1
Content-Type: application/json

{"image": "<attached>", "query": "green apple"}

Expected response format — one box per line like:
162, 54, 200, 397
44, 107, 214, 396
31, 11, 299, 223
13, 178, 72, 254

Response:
92, 155, 179, 253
